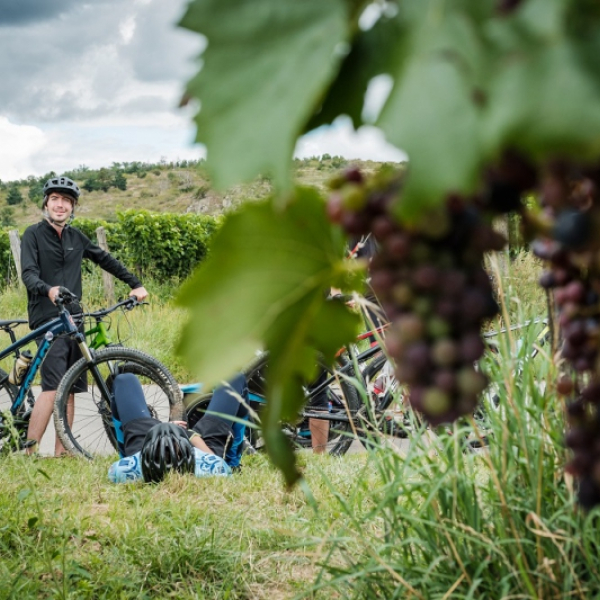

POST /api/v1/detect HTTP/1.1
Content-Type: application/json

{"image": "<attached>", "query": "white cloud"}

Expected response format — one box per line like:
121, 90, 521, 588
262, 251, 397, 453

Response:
24, 120, 205, 179
295, 117, 407, 163
119, 15, 137, 44
0, 118, 47, 180
0, 0, 407, 183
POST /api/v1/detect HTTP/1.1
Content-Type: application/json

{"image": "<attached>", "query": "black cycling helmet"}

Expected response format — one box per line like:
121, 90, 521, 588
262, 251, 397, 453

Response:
43, 175, 80, 206
141, 422, 195, 483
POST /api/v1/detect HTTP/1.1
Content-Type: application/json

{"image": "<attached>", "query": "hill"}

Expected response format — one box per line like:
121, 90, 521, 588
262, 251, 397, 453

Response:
0, 157, 403, 230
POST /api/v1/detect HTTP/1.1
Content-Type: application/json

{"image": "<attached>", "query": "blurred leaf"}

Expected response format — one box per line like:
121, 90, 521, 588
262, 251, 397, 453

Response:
263, 295, 360, 484
376, 4, 489, 219
27, 516, 39, 528
36, 468, 51, 480
177, 188, 362, 484
179, 0, 349, 189
305, 12, 408, 130
483, 37, 600, 160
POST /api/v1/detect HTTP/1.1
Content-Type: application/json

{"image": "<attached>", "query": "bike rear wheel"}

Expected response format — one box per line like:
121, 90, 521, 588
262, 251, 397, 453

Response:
54, 347, 184, 458
0, 369, 34, 452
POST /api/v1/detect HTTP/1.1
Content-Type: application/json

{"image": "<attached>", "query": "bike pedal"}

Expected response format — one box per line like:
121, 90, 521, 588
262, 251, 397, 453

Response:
19, 439, 37, 450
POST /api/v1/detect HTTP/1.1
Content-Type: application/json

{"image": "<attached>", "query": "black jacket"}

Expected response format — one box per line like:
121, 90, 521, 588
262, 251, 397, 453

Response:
21, 220, 142, 329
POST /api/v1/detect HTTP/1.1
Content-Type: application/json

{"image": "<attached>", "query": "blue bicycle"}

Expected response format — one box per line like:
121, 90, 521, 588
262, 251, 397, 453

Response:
0, 288, 184, 457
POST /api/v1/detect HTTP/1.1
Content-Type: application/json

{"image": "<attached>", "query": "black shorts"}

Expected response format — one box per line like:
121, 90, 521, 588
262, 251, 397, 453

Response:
39, 336, 87, 393
123, 417, 161, 456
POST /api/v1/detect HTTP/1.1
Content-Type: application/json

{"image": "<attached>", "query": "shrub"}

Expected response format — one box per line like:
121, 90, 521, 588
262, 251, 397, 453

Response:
117, 210, 220, 281
6, 186, 23, 206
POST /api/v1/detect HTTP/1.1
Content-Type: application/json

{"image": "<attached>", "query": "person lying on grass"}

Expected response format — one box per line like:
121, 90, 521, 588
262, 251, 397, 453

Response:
108, 372, 249, 483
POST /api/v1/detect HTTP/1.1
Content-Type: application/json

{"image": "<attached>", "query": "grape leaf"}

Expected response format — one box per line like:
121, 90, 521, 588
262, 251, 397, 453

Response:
483, 27, 600, 160
176, 188, 362, 484
378, 8, 486, 219
305, 13, 408, 131
179, 0, 348, 190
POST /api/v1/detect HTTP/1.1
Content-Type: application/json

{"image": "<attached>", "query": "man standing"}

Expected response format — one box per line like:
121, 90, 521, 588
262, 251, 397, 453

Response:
21, 175, 148, 456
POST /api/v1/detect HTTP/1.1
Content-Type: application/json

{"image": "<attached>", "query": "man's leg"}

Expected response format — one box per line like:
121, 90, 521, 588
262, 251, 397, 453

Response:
194, 374, 249, 464
308, 369, 330, 453
27, 390, 56, 454
112, 373, 152, 423
206, 374, 249, 428
309, 418, 329, 454
226, 416, 249, 467
28, 337, 78, 456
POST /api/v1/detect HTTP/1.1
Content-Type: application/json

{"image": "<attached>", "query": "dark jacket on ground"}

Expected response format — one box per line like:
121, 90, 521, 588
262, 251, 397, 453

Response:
21, 220, 142, 329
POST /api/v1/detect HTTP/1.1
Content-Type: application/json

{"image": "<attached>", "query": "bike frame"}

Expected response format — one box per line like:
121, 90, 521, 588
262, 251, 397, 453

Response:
2, 296, 141, 417
1, 308, 84, 414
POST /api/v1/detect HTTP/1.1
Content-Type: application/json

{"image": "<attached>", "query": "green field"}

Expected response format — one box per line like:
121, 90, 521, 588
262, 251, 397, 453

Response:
1, 250, 598, 599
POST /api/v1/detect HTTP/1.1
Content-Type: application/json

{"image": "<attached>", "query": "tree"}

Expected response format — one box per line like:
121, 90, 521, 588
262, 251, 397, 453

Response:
175, 0, 600, 486
0, 206, 15, 227
82, 176, 100, 193
113, 171, 127, 191
6, 186, 23, 206
28, 181, 44, 204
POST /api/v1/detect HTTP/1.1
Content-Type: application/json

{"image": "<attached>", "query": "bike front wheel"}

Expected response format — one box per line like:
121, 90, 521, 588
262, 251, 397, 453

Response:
53, 347, 184, 458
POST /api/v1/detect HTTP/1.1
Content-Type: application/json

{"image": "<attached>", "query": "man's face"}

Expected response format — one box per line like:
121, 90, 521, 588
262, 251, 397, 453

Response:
46, 193, 74, 225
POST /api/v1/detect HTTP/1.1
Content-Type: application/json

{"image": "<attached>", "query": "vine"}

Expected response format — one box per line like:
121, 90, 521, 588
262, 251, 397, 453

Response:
178, 0, 600, 494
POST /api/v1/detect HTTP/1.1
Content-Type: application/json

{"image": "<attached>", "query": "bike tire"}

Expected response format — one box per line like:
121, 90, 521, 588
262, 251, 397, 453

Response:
345, 351, 420, 450
53, 347, 184, 458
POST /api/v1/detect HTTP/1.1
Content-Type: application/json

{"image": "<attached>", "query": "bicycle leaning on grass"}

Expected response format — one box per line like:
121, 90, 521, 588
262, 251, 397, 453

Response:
0, 288, 184, 457
184, 326, 407, 457
184, 317, 552, 457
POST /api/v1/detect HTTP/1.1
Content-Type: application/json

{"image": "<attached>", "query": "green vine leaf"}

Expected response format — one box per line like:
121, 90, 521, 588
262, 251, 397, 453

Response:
305, 12, 408, 131
176, 188, 362, 484
378, 6, 487, 219
483, 27, 600, 160
179, 0, 349, 190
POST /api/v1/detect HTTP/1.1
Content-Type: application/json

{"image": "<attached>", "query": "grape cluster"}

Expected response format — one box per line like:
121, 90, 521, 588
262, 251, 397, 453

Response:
327, 167, 503, 426
529, 162, 600, 509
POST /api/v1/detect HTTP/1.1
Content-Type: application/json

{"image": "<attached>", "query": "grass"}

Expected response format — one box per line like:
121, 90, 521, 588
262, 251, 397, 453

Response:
1, 248, 599, 598
0, 452, 378, 599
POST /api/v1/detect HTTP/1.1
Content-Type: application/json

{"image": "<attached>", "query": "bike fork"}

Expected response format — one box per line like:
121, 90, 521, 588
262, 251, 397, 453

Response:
76, 338, 113, 418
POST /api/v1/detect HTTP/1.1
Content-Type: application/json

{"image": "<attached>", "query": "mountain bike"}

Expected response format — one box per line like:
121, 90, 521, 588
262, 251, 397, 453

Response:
183, 328, 403, 457
183, 317, 551, 457
0, 289, 184, 457
183, 349, 368, 456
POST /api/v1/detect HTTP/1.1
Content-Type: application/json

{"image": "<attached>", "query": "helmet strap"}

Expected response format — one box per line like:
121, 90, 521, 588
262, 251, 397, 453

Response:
43, 210, 71, 229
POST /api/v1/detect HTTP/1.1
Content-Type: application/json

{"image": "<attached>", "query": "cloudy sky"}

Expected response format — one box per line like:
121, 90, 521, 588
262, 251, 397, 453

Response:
0, 0, 405, 183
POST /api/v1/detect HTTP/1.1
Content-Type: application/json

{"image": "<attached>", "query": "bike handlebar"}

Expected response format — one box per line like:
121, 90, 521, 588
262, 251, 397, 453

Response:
71, 296, 146, 322
55, 287, 79, 306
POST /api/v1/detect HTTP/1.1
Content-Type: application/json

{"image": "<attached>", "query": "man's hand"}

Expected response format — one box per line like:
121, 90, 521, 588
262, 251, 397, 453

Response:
129, 286, 148, 301
48, 286, 61, 304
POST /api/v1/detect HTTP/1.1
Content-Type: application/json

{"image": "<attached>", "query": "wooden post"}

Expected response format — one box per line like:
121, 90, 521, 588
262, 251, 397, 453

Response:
8, 229, 22, 287
96, 227, 115, 303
